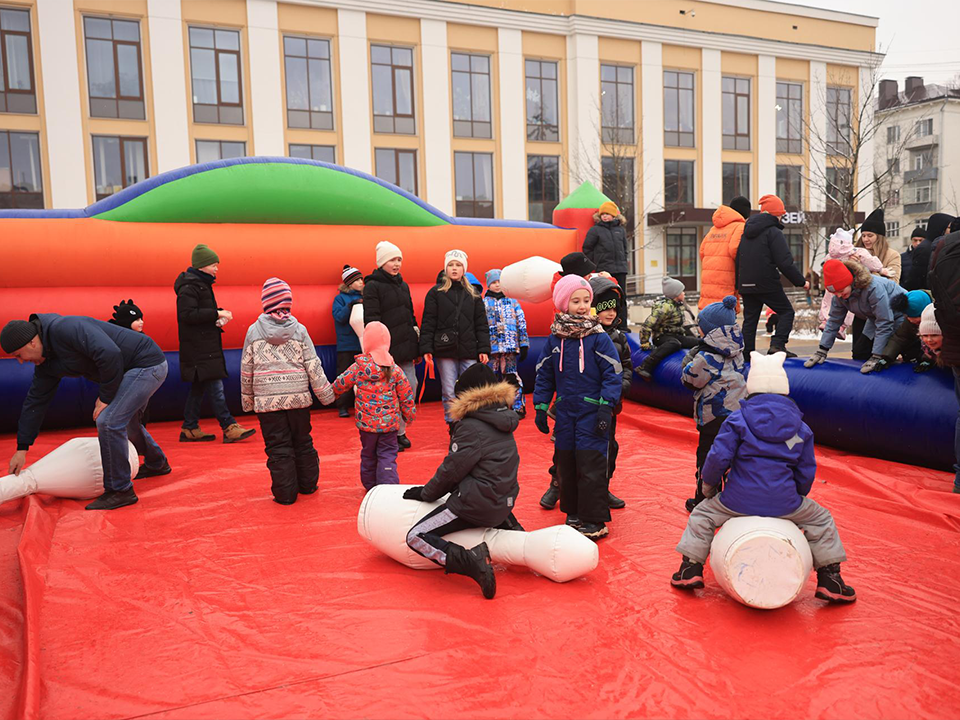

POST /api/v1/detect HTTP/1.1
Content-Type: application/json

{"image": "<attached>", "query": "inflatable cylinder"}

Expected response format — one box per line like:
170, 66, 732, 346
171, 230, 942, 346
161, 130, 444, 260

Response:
357, 484, 598, 582
500, 256, 562, 304
0, 437, 139, 505
349, 303, 364, 341
709, 516, 813, 609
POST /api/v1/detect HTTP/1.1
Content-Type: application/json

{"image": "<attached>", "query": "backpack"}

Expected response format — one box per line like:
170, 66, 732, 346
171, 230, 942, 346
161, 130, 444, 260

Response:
929, 232, 960, 327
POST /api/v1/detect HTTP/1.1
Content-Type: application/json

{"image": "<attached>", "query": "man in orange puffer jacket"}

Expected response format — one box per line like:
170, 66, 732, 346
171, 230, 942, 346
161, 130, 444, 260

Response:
698, 197, 751, 311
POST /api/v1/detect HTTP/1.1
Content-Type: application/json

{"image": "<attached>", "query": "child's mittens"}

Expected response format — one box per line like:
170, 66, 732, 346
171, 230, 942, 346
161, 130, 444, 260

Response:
403, 486, 425, 501
535, 409, 550, 435
519, 346, 528, 362
594, 404, 613, 437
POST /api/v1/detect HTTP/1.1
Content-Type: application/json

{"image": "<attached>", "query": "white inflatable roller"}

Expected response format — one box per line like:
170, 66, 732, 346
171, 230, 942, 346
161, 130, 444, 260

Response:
349, 302, 364, 340
499, 256, 562, 304
709, 516, 814, 609
0, 437, 140, 505
357, 484, 598, 583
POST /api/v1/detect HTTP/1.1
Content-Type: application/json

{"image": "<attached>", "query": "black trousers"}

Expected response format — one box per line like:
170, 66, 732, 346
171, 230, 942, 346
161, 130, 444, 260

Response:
335, 351, 357, 410
694, 416, 727, 500
607, 415, 620, 482
256, 407, 319, 504
643, 334, 699, 370
850, 316, 873, 361
613, 272, 628, 325
555, 447, 611, 524
742, 288, 795, 356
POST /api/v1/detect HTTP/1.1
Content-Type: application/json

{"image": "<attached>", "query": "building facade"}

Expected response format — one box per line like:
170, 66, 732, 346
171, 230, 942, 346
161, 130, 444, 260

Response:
0, 0, 879, 291
874, 77, 960, 250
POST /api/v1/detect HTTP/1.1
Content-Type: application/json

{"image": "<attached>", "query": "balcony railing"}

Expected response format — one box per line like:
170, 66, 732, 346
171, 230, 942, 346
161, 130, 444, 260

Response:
904, 166, 938, 183
903, 200, 935, 215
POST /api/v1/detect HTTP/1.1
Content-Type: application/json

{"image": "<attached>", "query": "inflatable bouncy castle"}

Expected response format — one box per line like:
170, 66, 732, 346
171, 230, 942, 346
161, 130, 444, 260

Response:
0, 157, 577, 432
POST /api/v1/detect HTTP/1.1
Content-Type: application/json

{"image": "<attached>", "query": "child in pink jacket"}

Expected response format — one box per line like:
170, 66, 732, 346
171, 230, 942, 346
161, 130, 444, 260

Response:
818, 227, 885, 339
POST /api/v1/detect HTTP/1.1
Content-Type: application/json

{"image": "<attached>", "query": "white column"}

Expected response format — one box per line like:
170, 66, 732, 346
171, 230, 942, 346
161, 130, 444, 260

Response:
809, 61, 828, 211
147, 0, 191, 171
641, 41, 665, 288
36, 0, 86, 207
337, 9, 372, 174
565, 32, 600, 195
701, 48, 722, 208
856, 64, 876, 212
757, 55, 777, 199
498, 28, 526, 220
420, 19, 452, 215
246, 0, 284, 157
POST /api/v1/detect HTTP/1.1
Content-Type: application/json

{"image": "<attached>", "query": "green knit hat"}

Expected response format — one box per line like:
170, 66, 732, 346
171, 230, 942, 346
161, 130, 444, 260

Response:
191, 244, 219, 268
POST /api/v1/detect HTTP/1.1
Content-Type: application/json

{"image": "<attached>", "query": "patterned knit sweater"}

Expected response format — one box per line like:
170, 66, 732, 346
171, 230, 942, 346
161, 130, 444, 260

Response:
240, 314, 335, 413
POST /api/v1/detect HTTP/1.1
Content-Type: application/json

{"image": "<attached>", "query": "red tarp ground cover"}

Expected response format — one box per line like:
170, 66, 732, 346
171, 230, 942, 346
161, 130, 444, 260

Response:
1, 402, 959, 720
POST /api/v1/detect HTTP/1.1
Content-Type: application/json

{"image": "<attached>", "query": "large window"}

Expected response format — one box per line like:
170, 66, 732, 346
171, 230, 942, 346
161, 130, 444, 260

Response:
283, 36, 332, 130
776, 165, 802, 209
826, 86, 851, 156
776, 81, 802, 154
914, 181, 934, 204
83, 17, 144, 119
722, 76, 750, 150
722, 162, 750, 203
913, 151, 933, 171
454, 152, 493, 218
371, 45, 415, 135
525, 59, 559, 142
664, 70, 694, 147
602, 156, 636, 274
189, 27, 242, 125
886, 125, 900, 144
785, 232, 804, 274
0, 130, 42, 208
916, 118, 933, 137
92, 136, 147, 200
601, 64, 634, 145
885, 221, 901, 238
196, 139, 245, 163
375, 148, 417, 195
0, 7, 36, 114
452, 52, 491, 139
825, 166, 851, 210
664, 159, 694, 206
289, 144, 335, 163
527, 154, 559, 222
665, 228, 698, 290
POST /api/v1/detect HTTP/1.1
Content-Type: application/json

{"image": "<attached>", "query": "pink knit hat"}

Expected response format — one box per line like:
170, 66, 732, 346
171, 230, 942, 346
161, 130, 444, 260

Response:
362, 321, 394, 366
553, 274, 593, 312
262, 277, 292, 316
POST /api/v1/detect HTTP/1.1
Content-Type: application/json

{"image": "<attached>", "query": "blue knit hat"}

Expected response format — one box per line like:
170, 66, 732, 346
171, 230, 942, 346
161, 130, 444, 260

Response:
486, 268, 502, 286
906, 290, 932, 319
698, 295, 738, 334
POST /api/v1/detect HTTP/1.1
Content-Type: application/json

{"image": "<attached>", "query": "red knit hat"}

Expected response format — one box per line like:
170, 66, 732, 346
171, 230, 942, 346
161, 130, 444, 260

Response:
822, 259, 853, 293
758, 194, 786, 217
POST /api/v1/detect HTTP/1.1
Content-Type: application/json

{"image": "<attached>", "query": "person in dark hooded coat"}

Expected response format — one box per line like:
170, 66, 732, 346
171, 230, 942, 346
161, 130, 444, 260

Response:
904, 213, 955, 291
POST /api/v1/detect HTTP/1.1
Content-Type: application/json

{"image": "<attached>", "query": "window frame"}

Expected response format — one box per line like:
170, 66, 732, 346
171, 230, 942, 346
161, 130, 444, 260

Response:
886, 125, 900, 144
600, 63, 635, 145
721, 162, 751, 203
0, 129, 43, 208
722, 76, 751, 151
525, 58, 560, 143
374, 147, 418, 195
91, 134, 149, 201
885, 221, 900, 238
83, 16, 145, 120
195, 139, 246, 163
664, 159, 695, 206
784, 232, 804, 275
775, 81, 803, 154
825, 166, 851, 210
914, 180, 934, 204
371, 44, 416, 135
451, 51, 492, 139
454, 151, 494, 218
663, 70, 695, 148
188, 26, 244, 125
665, 227, 699, 290
826, 86, 851, 156
288, 143, 335, 163
526, 154, 560, 222
916, 118, 933, 137
282, 34, 334, 131
0, 7, 37, 114
776, 164, 803, 210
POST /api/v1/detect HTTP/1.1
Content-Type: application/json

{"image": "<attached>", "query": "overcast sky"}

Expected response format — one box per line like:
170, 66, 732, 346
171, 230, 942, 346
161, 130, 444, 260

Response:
801, 0, 960, 86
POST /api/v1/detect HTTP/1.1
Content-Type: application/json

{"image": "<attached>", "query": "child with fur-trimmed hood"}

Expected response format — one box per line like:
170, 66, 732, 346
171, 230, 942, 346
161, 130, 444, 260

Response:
402, 363, 522, 600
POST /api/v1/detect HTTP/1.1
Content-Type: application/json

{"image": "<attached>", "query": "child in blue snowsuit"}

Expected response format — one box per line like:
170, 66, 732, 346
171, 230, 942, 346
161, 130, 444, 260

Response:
483, 268, 529, 416
680, 295, 747, 513
534, 274, 622, 540
671, 351, 857, 604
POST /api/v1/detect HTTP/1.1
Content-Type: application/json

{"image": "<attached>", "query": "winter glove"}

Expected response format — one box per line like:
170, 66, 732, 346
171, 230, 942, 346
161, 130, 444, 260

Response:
803, 347, 829, 368
860, 354, 889, 374
402, 486, 425, 501
594, 404, 613, 437
913, 358, 935, 373
535, 409, 550, 435
519, 346, 528, 363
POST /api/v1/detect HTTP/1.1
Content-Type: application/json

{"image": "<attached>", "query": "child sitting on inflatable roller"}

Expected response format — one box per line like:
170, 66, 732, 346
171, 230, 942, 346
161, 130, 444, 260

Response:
680, 295, 746, 513
636, 277, 698, 381
402, 363, 522, 599
671, 352, 856, 603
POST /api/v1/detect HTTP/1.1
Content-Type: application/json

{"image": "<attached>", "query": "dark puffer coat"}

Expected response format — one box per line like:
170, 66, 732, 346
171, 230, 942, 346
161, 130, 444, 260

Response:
419, 276, 491, 359
175, 268, 227, 382
362, 268, 420, 364
421, 381, 520, 526
736, 213, 805, 294
582, 213, 629, 274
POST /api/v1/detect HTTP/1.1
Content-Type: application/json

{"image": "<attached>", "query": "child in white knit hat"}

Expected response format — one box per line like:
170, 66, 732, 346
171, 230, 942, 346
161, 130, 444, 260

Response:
918, 303, 943, 367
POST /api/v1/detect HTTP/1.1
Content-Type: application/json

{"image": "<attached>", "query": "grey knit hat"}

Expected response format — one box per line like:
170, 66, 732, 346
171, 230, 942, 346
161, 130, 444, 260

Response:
662, 277, 685, 300
1, 319, 39, 354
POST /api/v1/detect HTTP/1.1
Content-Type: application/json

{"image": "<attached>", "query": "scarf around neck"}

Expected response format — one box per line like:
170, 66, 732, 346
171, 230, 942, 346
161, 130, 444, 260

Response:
551, 313, 603, 339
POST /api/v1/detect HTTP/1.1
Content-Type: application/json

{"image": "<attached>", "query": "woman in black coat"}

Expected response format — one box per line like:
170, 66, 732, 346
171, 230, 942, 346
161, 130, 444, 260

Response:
419, 250, 491, 426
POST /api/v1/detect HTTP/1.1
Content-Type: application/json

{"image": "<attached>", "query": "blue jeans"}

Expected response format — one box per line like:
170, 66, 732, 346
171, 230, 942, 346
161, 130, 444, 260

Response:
435, 357, 477, 423
953, 368, 960, 489
96, 361, 168, 492
183, 378, 236, 430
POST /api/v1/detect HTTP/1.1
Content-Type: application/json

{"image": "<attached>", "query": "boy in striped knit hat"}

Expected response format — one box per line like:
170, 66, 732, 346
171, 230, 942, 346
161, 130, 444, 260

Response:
241, 278, 335, 504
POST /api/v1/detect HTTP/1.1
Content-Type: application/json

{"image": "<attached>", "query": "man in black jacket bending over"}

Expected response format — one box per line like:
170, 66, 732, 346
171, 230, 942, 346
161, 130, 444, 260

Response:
2, 313, 170, 510
736, 194, 809, 358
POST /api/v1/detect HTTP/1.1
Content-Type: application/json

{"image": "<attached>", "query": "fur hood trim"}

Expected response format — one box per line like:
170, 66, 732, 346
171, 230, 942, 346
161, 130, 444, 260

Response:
448, 381, 517, 421
592, 212, 627, 226
842, 257, 874, 290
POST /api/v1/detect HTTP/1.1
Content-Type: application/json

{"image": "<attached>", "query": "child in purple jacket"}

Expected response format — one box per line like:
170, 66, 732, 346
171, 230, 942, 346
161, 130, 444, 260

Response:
670, 351, 857, 604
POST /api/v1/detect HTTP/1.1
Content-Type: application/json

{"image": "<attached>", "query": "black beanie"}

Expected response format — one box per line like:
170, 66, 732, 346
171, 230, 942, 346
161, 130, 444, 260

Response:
860, 208, 885, 236
110, 299, 143, 329
926, 213, 955, 242
911, 226, 927, 240
1, 319, 39, 354
454, 362, 498, 397
592, 286, 622, 314
559, 252, 597, 277
729, 196, 751, 220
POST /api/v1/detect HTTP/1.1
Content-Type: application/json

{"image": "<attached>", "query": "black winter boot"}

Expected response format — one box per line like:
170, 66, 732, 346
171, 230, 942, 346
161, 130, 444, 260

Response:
445, 542, 496, 599
578, 521, 608, 540
539, 478, 560, 509
767, 340, 797, 358
636, 359, 655, 382
607, 490, 626, 509
397, 434, 411, 451
671, 557, 704, 589
815, 563, 857, 603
